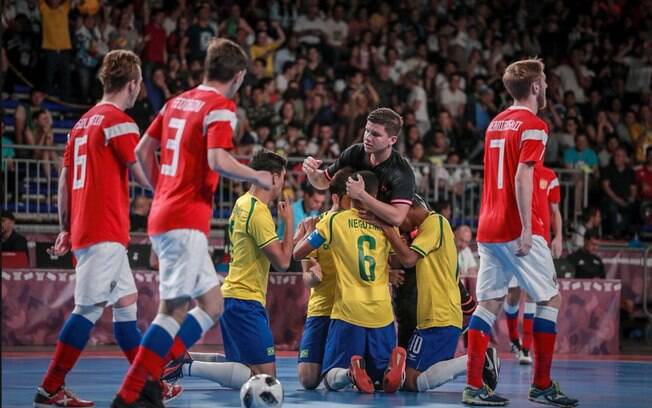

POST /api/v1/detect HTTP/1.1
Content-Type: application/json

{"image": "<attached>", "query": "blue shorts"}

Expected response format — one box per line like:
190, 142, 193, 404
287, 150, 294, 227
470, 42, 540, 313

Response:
406, 326, 461, 372
298, 316, 330, 364
321, 319, 396, 382
219, 298, 275, 365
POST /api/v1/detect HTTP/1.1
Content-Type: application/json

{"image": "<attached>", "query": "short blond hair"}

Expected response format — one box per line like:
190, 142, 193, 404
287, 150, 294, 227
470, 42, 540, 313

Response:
502, 58, 544, 101
98, 50, 141, 94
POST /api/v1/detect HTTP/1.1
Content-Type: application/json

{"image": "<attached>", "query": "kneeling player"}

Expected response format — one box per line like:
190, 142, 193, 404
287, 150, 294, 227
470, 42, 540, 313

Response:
297, 169, 351, 389
378, 198, 499, 392
294, 171, 406, 394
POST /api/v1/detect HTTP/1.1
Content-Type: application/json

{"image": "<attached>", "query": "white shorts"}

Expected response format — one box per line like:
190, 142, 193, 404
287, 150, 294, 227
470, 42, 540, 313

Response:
476, 235, 558, 303
74, 242, 136, 306
150, 229, 219, 300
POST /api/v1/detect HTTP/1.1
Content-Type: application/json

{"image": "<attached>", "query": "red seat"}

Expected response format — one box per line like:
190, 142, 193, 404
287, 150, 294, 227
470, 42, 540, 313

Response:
2, 251, 30, 268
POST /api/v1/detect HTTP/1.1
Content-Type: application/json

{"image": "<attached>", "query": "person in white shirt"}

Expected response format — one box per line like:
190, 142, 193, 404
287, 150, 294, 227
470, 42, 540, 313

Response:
455, 225, 478, 277
439, 74, 467, 118
293, 1, 326, 46
406, 72, 431, 136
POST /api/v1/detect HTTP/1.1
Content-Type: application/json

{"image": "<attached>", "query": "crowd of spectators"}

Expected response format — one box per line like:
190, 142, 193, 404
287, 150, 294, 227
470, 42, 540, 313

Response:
2, 0, 652, 238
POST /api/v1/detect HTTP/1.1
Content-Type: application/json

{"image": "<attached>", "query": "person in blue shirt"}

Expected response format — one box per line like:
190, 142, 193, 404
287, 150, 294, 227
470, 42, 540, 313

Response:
563, 133, 598, 171
277, 184, 326, 237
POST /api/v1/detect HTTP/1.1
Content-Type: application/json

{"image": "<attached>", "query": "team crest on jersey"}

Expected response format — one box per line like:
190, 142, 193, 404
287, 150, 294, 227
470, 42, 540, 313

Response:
539, 179, 548, 190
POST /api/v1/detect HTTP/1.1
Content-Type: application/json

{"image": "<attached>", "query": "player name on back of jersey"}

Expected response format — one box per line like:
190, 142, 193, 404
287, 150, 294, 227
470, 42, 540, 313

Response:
170, 97, 205, 112
73, 114, 104, 130
348, 218, 382, 232
487, 119, 523, 132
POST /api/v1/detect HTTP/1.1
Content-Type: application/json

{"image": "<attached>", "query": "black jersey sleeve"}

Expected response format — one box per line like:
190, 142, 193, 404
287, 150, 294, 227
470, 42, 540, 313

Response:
387, 158, 416, 205
324, 144, 365, 181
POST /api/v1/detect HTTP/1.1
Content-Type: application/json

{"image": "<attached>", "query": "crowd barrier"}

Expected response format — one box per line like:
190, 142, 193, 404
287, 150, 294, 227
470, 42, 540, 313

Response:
2, 269, 620, 354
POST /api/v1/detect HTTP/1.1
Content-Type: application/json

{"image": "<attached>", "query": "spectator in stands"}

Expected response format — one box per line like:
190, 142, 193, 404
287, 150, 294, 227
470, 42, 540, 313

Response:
293, 0, 326, 47
110, 8, 140, 53
601, 147, 638, 238
631, 105, 652, 164
219, 4, 254, 40
250, 21, 285, 79
75, 13, 100, 103
277, 183, 325, 238
269, 0, 299, 31
274, 33, 299, 75
405, 71, 430, 136
187, 2, 216, 62
434, 200, 453, 221
129, 195, 151, 232
568, 231, 606, 279
571, 206, 602, 250
1, 113, 17, 201
40, 0, 73, 101
635, 147, 652, 201
439, 73, 467, 118
145, 66, 171, 112
126, 84, 154, 134
455, 225, 478, 277
408, 142, 430, 194
3, 13, 39, 88
598, 134, 621, 168
563, 133, 599, 171
142, 7, 167, 79
166, 14, 190, 62
13, 88, 46, 153
306, 124, 339, 159
29, 109, 58, 178
546, 117, 579, 166
1, 210, 28, 254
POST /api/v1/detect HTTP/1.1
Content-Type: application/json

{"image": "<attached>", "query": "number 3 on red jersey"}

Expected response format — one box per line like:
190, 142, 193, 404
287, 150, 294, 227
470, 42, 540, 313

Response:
161, 118, 186, 177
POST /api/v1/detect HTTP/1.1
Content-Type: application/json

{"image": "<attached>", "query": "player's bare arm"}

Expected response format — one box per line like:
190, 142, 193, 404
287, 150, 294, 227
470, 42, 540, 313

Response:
127, 161, 153, 190
135, 134, 161, 189
550, 202, 563, 258
49, 168, 71, 256
208, 147, 273, 190
515, 162, 535, 256
382, 226, 420, 268
261, 201, 294, 271
302, 156, 330, 190
346, 175, 409, 226
301, 258, 323, 289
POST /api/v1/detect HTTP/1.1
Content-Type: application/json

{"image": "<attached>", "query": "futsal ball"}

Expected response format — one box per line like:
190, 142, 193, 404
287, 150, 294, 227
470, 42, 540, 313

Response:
240, 374, 284, 408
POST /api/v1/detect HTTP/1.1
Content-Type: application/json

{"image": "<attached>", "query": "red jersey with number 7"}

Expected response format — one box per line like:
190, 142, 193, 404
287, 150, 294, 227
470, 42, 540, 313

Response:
146, 85, 236, 237
63, 102, 139, 250
477, 106, 549, 243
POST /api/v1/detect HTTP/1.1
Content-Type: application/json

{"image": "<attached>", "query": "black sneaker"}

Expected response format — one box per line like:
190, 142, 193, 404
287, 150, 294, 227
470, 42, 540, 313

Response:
161, 351, 192, 383
529, 380, 579, 407
482, 347, 500, 392
139, 381, 165, 408
462, 384, 509, 406
510, 339, 522, 359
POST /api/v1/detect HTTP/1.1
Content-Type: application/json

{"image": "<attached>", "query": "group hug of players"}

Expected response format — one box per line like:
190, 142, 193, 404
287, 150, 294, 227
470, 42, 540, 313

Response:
32, 36, 578, 408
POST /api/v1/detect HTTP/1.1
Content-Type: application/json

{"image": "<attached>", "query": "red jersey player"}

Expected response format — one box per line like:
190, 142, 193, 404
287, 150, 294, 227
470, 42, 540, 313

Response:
33, 50, 182, 408
463, 59, 577, 407
504, 165, 562, 366
111, 39, 274, 408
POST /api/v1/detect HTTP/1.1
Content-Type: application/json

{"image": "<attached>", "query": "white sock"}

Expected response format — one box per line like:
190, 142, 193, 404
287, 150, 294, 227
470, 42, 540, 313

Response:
184, 361, 251, 389
325, 368, 351, 390
189, 352, 227, 362
416, 355, 468, 392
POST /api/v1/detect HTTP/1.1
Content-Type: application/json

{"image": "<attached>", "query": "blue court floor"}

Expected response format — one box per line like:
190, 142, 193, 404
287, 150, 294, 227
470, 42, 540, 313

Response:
2, 356, 651, 407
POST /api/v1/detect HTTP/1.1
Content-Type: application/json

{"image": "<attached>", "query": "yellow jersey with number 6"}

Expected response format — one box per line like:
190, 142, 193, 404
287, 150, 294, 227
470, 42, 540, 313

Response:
315, 208, 394, 328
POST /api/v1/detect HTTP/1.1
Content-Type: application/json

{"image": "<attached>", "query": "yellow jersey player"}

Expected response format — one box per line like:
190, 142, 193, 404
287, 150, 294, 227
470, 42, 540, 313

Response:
378, 198, 499, 392
293, 170, 406, 394
297, 168, 353, 390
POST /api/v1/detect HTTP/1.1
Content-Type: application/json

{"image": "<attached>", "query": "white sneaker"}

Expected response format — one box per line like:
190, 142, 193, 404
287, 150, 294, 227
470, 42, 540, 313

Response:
518, 348, 533, 365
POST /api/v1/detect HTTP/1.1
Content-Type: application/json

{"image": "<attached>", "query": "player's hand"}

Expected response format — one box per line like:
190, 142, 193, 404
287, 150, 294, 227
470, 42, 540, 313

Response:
515, 229, 533, 257
551, 236, 563, 259
301, 216, 319, 233
389, 268, 405, 287
255, 170, 274, 190
277, 201, 293, 224
48, 231, 71, 257
346, 175, 365, 200
308, 258, 322, 282
302, 156, 323, 176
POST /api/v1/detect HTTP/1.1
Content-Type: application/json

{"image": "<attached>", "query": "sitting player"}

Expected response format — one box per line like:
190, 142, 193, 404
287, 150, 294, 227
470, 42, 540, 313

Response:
297, 168, 352, 390
504, 165, 562, 365
162, 150, 294, 387
373, 197, 499, 392
293, 170, 406, 394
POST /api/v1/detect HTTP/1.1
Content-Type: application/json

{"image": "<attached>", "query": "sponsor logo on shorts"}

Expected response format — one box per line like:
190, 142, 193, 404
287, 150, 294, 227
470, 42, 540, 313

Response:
267, 346, 275, 356
300, 349, 309, 358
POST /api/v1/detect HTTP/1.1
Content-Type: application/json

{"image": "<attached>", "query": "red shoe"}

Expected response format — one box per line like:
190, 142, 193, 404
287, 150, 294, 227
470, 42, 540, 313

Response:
162, 381, 183, 405
383, 346, 407, 393
33, 386, 95, 407
348, 355, 374, 394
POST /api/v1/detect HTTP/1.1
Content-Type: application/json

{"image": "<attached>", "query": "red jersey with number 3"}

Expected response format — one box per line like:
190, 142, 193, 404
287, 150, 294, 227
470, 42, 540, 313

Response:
147, 85, 236, 236
477, 106, 549, 243
534, 166, 560, 244
63, 103, 139, 250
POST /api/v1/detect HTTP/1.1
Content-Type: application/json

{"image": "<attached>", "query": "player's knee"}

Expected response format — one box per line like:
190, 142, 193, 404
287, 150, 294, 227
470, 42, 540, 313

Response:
113, 292, 138, 309
112, 302, 137, 322
403, 371, 419, 392
196, 286, 224, 321
72, 304, 105, 324
298, 365, 321, 390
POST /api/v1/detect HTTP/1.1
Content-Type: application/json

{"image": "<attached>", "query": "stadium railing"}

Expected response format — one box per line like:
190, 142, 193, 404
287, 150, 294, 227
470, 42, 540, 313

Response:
2, 145, 590, 227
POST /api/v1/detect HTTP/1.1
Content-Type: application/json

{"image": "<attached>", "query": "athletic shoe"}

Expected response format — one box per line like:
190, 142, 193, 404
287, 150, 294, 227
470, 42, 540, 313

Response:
518, 348, 533, 365
34, 386, 95, 407
510, 339, 522, 359
482, 347, 500, 392
462, 384, 509, 406
139, 381, 165, 408
348, 356, 374, 394
383, 346, 407, 393
529, 380, 579, 407
162, 382, 183, 405
161, 351, 193, 383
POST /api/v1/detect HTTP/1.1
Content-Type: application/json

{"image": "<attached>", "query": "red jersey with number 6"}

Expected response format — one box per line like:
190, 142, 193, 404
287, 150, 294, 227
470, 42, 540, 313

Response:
477, 106, 549, 243
146, 85, 236, 236
534, 166, 560, 244
63, 102, 139, 250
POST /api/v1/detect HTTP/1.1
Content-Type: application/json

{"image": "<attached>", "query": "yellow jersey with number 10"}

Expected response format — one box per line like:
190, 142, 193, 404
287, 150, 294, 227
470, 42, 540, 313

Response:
315, 208, 394, 328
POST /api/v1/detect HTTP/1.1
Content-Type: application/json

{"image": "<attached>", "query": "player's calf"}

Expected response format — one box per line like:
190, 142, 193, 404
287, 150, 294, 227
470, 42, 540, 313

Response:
298, 363, 322, 390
